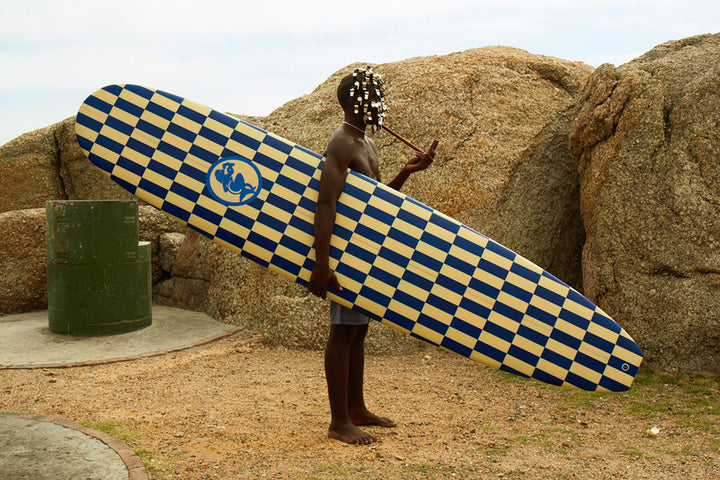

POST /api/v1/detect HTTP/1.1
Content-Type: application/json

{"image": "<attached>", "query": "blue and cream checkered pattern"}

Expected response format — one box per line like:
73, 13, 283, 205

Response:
76, 84, 643, 392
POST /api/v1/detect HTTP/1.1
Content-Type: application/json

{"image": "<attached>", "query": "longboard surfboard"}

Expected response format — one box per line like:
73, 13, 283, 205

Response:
75, 84, 643, 392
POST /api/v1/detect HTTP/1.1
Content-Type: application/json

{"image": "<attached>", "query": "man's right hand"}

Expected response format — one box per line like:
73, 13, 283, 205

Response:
308, 263, 342, 299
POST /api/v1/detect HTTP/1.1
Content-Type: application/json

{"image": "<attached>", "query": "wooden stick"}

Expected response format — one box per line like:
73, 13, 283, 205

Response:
381, 124, 424, 153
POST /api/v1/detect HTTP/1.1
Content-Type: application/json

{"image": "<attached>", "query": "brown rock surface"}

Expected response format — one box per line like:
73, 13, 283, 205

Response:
137, 205, 187, 284
154, 229, 218, 312
200, 47, 592, 349
0, 127, 65, 213
0, 117, 132, 214
0, 47, 593, 353
0, 208, 47, 313
259, 49, 592, 285
483, 108, 585, 290
570, 33, 720, 373
158, 232, 186, 273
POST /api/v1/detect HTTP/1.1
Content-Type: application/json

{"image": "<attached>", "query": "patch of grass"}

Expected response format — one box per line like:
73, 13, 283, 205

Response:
83, 420, 170, 475
483, 445, 510, 456
83, 420, 139, 444
619, 446, 648, 458
708, 437, 720, 450
689, 396, 714, 409
632, 368, 720, 396
560, 390, 601, 410
490, 368, 528, 385
630, 368, 678, 388
660, 445, 702, 457
679, 374, 720, 396
680, 445, 701, 457
477, 422, 504, 433
616, 368, 720, 427
675, 413, 720, 435
135, 448, 172, 476
627, 400, 670, 419
513, 433, 554, 449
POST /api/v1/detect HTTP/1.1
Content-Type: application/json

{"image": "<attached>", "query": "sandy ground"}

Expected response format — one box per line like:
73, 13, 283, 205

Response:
2, 330, 719, 479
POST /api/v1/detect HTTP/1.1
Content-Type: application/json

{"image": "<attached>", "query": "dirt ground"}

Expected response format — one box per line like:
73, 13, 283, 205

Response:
2, 330, 719, 479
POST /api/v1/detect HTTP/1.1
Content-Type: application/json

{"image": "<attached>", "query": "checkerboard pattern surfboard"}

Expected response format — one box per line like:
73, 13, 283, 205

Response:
76, 84, 643, 392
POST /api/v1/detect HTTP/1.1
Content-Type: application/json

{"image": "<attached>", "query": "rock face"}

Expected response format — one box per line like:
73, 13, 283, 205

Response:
3, 38, 718, 372
0, 117, 133, 212
1, 46, 593, 355
0, 208, 47, 313
200, 47, 592, 350
256, 48, 592, 289
570, 34, 720, 373
154, 229, 217, 312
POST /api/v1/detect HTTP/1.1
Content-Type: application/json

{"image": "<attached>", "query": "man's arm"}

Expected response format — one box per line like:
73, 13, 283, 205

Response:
308, 136, 352, 299
386, 140, 438, 192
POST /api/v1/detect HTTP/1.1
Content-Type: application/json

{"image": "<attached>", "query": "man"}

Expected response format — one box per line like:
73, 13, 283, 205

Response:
308, 67, 436, 445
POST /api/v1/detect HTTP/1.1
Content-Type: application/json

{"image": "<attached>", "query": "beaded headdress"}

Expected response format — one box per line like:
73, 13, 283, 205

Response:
349, 67, 387, 132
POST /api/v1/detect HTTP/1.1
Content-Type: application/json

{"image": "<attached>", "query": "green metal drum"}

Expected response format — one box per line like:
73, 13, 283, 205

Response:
46, 200, 152, 336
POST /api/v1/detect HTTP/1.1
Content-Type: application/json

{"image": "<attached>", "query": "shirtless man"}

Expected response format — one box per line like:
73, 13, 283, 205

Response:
308, 67, 436, 445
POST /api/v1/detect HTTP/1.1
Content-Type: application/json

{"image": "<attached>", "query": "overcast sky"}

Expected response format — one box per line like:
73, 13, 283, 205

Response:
1, 0, 718, 146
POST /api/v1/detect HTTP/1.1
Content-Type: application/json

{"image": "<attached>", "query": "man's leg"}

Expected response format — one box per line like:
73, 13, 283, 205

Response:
346, 324, 396, 427
325, 324, 377, 444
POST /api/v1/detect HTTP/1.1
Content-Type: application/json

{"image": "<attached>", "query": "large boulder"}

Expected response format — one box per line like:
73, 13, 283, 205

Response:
199, 47, 593, 349
482, 108, 585, 289
255, 47, 592, 289
1, 46, 592, 353
0, 208, 47, 313
0, 117, 132, 214
0, 127, 65, 213
569, 33, 720, 373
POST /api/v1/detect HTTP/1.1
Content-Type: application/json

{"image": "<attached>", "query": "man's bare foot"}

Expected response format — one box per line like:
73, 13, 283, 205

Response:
350, 409, 397, 428
328, 422, 378, 445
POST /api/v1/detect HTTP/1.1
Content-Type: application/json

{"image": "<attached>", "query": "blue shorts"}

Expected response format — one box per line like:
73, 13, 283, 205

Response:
329, 300, 369, 326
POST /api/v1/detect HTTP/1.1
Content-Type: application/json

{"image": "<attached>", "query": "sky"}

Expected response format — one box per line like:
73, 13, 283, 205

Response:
1, 0, 718, 146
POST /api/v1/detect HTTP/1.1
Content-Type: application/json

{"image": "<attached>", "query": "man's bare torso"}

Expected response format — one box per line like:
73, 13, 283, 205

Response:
326, 127, 380, 182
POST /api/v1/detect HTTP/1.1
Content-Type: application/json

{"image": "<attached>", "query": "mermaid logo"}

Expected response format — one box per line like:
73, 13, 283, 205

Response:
206, 156, 263, 206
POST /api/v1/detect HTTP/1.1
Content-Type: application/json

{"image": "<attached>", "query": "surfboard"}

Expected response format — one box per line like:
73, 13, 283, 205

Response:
75, 84, 644, 392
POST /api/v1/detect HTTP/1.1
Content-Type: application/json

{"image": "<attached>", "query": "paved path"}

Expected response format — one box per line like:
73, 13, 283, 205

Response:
0, 306, 240, 369
0, 412, 145, 480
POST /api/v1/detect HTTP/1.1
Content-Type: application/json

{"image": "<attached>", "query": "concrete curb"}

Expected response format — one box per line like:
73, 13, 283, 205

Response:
0, 306, 245, 370
4, 412, 148, 480
1, 327, 242, 370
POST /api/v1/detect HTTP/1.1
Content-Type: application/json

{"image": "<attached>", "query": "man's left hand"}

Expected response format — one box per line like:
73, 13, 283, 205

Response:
404, 140, 438, 174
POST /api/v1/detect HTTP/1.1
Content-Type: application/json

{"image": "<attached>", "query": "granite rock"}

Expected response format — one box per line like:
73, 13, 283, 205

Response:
570, 33, 720, 373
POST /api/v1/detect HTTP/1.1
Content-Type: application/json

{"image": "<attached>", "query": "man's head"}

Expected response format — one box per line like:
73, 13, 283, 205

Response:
337, 67, 387, 130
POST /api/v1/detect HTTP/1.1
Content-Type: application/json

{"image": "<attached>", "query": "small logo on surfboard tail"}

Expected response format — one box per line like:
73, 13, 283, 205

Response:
206, 157, 262, 206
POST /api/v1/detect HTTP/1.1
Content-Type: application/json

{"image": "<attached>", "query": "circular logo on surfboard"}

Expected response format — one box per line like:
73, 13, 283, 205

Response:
206, 156, 262, 206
